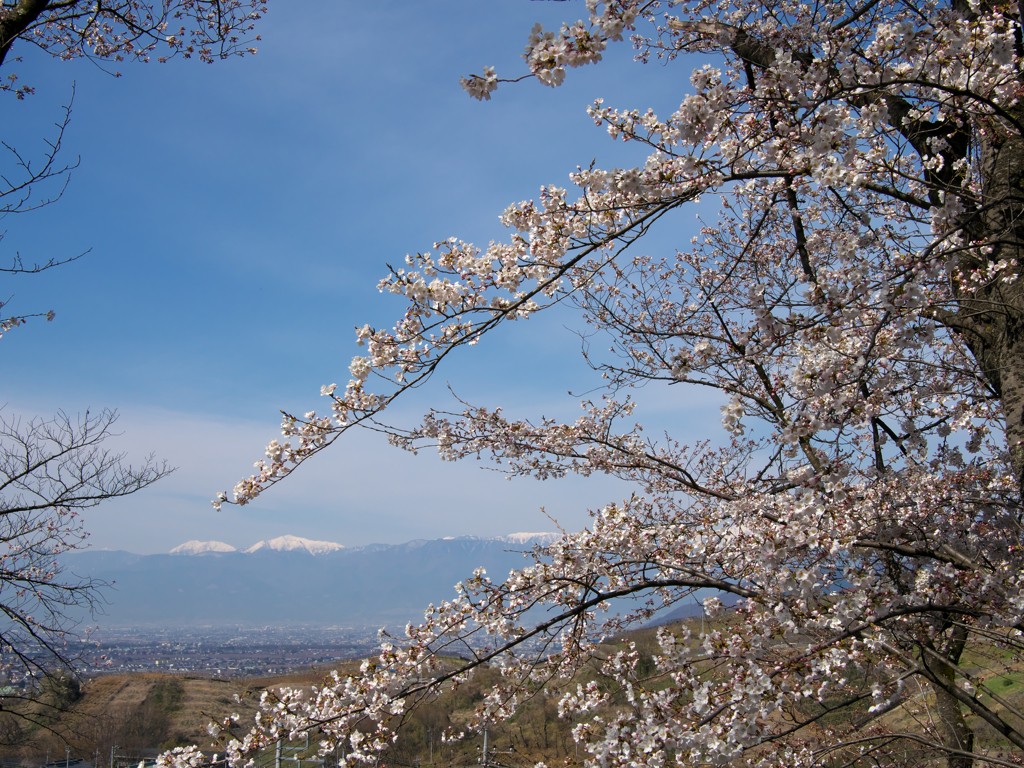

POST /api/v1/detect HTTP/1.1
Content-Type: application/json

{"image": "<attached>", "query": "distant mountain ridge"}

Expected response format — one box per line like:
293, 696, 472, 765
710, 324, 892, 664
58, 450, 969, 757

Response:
168, 532, 558, 556
490, 532, 560, 546
243, 535, 344, 555
63, 533, 562, 629
169, 540, 237, 555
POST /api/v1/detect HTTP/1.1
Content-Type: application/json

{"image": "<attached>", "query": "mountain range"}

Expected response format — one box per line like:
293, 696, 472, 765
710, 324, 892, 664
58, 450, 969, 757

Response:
61, 533, 562, 629
167, 532, 560, 557
169, 535, 348, 556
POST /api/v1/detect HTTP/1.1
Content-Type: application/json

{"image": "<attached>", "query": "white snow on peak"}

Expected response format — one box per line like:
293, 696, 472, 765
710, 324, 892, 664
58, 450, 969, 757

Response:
244, 535, 344, 555
170, 540, 237, 555
496, 532, 560, 545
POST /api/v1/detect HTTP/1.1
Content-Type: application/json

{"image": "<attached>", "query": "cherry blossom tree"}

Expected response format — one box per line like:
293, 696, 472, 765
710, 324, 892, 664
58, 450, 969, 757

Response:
0, 0, 266, 97
202, 1, 1024, 767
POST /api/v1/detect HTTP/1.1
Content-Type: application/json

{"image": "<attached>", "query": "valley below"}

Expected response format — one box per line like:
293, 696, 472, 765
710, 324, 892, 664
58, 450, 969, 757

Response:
0, 610, 1020, 768
0, 535, 1017, 768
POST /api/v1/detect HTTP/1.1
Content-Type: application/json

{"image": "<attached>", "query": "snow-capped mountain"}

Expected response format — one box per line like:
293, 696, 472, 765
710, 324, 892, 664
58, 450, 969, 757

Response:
169, 533, 558, 557
243, 535, 344, 555
169, 540, 237, 555
495, 532, 560, 546
67, 534, 570, 629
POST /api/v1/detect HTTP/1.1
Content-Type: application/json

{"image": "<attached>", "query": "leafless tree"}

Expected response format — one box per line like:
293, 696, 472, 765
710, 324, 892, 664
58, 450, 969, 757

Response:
0, 91, 85, 337
0, 409, 170, 688
0, 0, 267, 332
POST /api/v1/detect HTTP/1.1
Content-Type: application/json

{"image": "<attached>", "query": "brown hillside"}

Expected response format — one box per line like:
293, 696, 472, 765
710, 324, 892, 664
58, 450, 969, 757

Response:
0, 674, 263, 765
4, 618, 1019, 768
0, 659, 382, 768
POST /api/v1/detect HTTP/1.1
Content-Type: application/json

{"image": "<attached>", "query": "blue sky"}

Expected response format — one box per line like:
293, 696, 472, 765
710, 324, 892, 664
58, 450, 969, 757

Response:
0, 1, 724, 554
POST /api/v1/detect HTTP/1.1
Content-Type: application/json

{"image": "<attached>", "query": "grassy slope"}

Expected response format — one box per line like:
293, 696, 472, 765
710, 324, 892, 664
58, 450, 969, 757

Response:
0, 618, 1020, 768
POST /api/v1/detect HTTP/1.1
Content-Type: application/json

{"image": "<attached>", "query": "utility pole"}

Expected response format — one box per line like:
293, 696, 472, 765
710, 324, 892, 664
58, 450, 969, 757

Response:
110, 745, 118, 768
66, 746, 70, 768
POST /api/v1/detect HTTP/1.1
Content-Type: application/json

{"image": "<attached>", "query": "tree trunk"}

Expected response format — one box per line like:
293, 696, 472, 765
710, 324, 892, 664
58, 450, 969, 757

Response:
925, 625, 974, 768
956, 122, 1024, 490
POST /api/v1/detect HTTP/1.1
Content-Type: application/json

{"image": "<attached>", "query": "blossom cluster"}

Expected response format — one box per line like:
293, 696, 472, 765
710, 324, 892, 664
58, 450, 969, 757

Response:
460, 2, 635, 99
